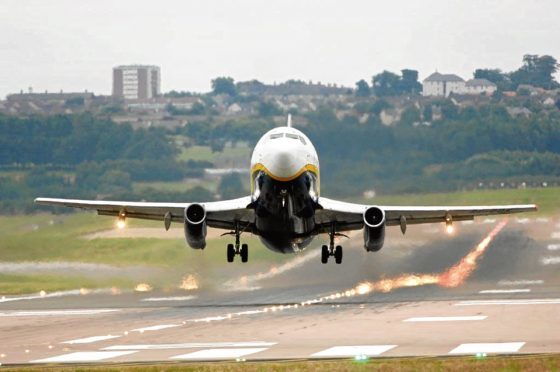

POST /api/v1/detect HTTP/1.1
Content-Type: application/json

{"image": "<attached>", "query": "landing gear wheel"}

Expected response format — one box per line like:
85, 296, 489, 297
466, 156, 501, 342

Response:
334, 245, 343, 264
227, 243, 235, 263
321, 245, 329, 264
240, 244, 249, 263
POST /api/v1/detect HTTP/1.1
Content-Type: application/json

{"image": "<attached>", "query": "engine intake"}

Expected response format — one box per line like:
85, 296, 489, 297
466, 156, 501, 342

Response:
184, 204, 207, 249
363, 206, 386, 252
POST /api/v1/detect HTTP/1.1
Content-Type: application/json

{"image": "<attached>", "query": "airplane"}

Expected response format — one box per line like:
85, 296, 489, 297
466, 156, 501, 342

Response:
35, 115, 537, 264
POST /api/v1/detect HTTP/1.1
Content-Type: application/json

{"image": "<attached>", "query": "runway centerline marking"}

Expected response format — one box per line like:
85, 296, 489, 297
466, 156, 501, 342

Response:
478, 289, 531, 294
455, 298, 560, 306
541, 256, 560, 265
403, 316, 487, 322
131, 324, 180, 332
498, 280, 543, 286
103, 341, 277, 350
0, 309, 120, 317
170, 348, 268, 360
31, 351, 137, 363
449, 342, 525, 354
141, 296, 196, 302
311, 345, 397, 358
62, 335, 121, 344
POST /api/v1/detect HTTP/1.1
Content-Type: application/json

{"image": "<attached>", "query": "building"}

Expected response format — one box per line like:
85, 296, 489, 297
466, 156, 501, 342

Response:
464, 78, 497, 95
113, 65, 160, 100
422, 72, 465, 97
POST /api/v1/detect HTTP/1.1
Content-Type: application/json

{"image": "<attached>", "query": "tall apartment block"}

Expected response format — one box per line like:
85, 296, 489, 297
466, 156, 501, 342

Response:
112, 65, 160, 100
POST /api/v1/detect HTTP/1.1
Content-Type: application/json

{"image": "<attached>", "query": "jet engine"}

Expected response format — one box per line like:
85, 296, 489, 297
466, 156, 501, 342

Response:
184, 204, 207, 249
363, 206, 386, 252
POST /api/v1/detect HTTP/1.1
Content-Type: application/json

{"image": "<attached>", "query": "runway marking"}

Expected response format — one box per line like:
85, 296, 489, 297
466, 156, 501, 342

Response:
62, 335, 121, 344
0, 289, 86, 303
449, 342, 525, 354
547, 244, 560, 251
541, 256, 560, 265
104, 341, 277, 350
479, 289, 531, 294
141, 296, 196, 302
456, 298, 560, 306
551, 232, 560, 239
131, 324, 180, 332
536, 218, 549, 223
0, 309, 120, 317
170, 348, 267, 360
311, 345, 397, 358
31, 351, 137, 363
403, 316, 487, 322
483, 218, 496, 224
498, 280, 544, 286
515, 218, 530, 224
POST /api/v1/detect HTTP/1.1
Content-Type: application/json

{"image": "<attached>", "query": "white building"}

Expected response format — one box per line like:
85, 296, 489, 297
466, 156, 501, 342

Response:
113, 65, 161, 100
423, 72, 465, 97
464, 78, 497, 95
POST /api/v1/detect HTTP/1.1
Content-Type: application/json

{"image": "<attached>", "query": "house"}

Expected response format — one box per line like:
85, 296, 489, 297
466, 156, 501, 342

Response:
422, 72, 465, 97
464, 79, 497, 95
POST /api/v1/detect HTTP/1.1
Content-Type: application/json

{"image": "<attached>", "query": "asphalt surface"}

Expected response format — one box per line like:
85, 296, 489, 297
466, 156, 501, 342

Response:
1, 217, 559, 365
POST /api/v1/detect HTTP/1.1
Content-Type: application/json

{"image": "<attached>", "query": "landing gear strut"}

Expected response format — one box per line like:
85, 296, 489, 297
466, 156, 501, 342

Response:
321, 223, 343, 264
226, 222, 248, 263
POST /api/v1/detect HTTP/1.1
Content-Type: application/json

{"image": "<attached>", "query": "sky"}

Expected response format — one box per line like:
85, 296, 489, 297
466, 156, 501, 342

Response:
1, 0, 559, 98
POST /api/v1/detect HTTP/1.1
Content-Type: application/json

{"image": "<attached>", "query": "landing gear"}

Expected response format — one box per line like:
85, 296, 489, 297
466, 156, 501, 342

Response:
226, 222, 248, 263
321, 223, 343, 264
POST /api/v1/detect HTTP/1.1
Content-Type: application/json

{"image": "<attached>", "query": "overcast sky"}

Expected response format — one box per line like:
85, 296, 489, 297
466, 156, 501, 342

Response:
1, 0, 559, 98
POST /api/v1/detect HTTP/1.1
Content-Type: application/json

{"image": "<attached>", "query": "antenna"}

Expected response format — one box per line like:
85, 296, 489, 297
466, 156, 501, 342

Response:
287, 114, 292, 128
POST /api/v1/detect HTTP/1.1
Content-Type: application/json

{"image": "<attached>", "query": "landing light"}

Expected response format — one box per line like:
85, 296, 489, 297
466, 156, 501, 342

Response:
446, 224, 455, 235
116, 218, 126, 229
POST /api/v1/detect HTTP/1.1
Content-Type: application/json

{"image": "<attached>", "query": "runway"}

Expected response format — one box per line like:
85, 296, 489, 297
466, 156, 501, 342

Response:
1, 217, 559, 365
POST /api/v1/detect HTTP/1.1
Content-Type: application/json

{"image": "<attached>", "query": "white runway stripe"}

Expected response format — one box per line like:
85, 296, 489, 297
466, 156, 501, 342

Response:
547, 244, 560, 251
541, 256, 560, 265
449, 342, 525, 354
141, 296, 196, 302
403, 316, 487, 322
170, 348, 267, 360
0, 309, 120, 317
456, 298, 560, 306
311, 345, 396, 358
479, 289, 531, 294
131, 324, 180, 332
62, 335, 121, 344
104, 341, 276, 350
498, 280, 543, 286
31, 351, 137, 363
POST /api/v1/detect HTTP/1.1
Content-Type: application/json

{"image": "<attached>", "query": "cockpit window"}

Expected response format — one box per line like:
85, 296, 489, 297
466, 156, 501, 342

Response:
299, 136, 307, 145
270, 133, 283, 139
285, 133, 299, 140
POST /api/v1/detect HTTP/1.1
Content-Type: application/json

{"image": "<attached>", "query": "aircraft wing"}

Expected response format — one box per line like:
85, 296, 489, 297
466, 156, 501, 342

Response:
315, 197, 537, 232
34, 196, 255, 231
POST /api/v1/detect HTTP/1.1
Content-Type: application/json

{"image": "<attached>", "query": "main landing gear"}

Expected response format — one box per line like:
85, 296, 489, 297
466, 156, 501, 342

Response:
226, 223, 248, 263
321, 223, 343, 264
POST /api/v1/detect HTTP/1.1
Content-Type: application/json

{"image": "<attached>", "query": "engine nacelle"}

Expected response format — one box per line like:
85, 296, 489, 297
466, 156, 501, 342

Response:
363, 206, 386, 252
184, 204, 207, 249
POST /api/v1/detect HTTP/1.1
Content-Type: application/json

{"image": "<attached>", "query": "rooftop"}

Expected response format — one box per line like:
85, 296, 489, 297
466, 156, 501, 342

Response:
424, 72, 465, 83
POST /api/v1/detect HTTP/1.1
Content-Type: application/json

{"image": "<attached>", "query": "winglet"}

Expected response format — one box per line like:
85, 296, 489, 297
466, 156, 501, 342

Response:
287, 114, 292, 128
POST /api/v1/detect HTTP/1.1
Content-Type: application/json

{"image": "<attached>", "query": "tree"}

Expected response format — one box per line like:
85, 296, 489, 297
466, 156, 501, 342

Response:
510, 54, 559, 89
355, 79, 370, 97
211, 77, 237, 96
474, 68, 511, 91
218, 173, 244, 199
400, 69, 422, 94
372, 71, 401, 97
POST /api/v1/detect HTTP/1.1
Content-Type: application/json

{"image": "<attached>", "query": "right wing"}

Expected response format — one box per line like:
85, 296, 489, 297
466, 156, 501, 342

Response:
35, 196, 255, 231
315, 197, 537, 232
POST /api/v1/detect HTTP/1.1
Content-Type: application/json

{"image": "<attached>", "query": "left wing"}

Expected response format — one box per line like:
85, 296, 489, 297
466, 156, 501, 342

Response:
315, 197, 537, 232
34, 196, 254, 231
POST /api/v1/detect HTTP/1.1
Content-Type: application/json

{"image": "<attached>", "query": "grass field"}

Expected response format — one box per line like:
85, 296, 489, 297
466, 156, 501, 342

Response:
6, 354, 560, 371
178, 143, 251, 168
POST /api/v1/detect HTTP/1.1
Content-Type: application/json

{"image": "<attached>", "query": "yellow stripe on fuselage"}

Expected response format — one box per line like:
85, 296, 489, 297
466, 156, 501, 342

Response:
251, 163, 319, 182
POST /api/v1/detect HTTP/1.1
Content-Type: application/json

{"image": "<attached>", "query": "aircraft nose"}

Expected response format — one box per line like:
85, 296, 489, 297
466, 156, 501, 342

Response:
261, 144, 303, 181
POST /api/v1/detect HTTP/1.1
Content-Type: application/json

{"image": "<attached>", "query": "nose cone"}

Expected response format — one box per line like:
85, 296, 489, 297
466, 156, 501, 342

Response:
261, 140, 307, 181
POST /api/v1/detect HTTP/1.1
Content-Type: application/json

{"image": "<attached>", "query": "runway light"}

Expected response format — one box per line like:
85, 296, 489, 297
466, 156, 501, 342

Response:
134, 283, 153, 292
179, 274, 199, 291
0, 353, 5, 358
25, 349, 30, 354
39, 290, 46, 297
48, 345, 53, 349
